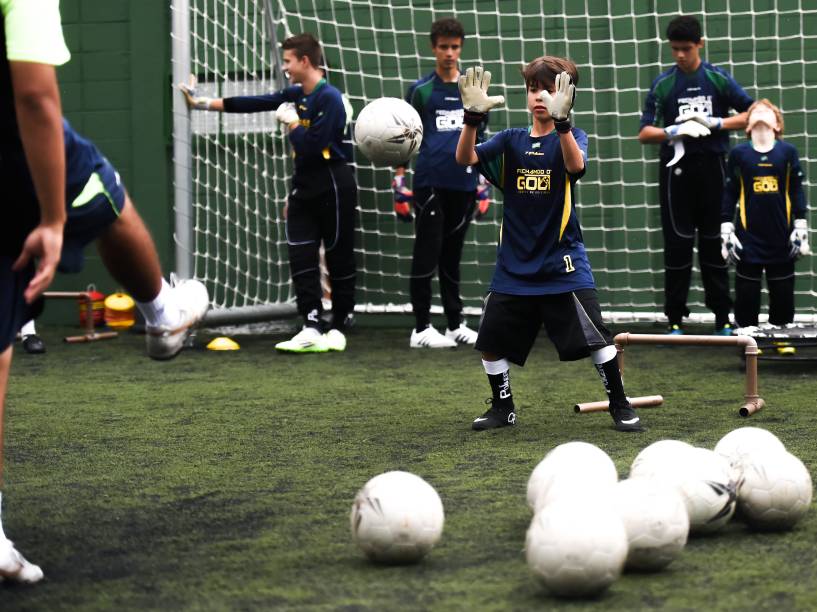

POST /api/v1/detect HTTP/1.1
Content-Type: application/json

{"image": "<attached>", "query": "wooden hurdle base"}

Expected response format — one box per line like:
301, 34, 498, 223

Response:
575, 395, 664, 414
43, 291, 118, 343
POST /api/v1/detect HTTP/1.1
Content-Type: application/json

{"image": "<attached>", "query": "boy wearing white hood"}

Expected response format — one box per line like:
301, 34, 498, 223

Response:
721, 99, 809, 328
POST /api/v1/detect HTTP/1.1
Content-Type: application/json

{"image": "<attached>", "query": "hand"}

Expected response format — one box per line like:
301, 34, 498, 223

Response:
790, 219, 811, 258
275, 102, 299, 126
474, 175, 491, 221
720, 221, 742, 264
392, 174, 413, 222
178, 77, 213, 110
12, 222, 64, 303
537, 71, 576, 122
675, 111, 723, 130
665, 120, 711, 140
458, 66, 505, 125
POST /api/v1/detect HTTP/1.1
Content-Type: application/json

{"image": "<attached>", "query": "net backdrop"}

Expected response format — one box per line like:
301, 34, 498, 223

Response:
176, 0, 817, 322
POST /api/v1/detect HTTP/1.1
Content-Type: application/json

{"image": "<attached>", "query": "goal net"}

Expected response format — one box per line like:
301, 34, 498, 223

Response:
172, 0, 817, 324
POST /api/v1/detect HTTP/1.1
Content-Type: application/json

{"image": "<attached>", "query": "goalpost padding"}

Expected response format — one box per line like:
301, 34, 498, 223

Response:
173, 0, 817, 323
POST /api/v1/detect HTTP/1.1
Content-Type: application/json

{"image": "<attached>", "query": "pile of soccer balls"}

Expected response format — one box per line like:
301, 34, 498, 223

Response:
349, 426, 811, 599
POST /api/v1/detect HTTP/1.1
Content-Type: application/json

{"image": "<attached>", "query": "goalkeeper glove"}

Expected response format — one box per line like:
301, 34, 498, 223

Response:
789, 218, 811, 258
458, 66, 505, 126
538, 71, 576, 134
392, 174, 413, 222
178, 79, 214, 110
275, 102, 300, 126
721, 222, 742, 264
675, 111, 723, 130
474, 175, 491, 221
665, 120, 711, 140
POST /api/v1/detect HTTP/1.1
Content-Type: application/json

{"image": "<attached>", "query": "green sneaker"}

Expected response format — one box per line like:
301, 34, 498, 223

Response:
667, 324, 683, 335
714, 323, 734, 336
275, 327, 329, 353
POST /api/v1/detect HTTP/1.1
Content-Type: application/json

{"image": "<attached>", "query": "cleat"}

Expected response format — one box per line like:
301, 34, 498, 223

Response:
667, 324, 683, 335
714, 323, 734, 336
472, 399, 516, 431
275, 326, 328, 353
22, 334, 46, 354
609, 402, 645, 432
410, 325, 457, 348
0, 539, 43, 584
146, 279, 210, 360
445, 323, 479, 345
324, 328, 347, 352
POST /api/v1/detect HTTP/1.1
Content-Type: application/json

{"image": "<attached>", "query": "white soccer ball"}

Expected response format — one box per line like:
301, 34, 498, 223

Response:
611, 478, 689, 571
631, 447, 738, 534
350, 470, 444, 563
737, 450, 812, 531
630, 439, 696, 475
527, 441, 618, 512
354, 97, 423, 166
714, 427, 786, 466
526, 497, 628, 598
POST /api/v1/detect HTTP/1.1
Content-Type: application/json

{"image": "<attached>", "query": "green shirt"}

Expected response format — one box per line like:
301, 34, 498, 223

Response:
1, 0, 69, 65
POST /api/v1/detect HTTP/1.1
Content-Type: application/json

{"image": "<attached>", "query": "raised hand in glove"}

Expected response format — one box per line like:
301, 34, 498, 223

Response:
538, 71, 576, 133
458, 66, 505, 126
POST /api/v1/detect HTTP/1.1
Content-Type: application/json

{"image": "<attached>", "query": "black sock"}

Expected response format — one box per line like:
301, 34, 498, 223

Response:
487, 370, 513, 409
594, 358, 627, 406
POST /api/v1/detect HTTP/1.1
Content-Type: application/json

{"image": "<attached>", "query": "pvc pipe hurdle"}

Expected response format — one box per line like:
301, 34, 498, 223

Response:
575, 394, 664, 414
43, 291, 118, 343
613, 333, 764, 417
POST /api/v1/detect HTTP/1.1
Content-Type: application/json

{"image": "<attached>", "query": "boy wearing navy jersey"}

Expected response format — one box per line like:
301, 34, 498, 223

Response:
721, 99, 809, 328
182, 33, 357, 353
638, 15, 753, 335
393, 17, 489, 349
455, 57, 643, 432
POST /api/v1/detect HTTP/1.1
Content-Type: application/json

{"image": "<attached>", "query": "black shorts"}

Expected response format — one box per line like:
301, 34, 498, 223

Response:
0, 257, 42, 353
474, 289, 612, 366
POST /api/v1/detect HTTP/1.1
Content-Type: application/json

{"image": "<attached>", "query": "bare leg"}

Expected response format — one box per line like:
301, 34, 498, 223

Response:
96, 195, 162, 302
0, 346, 11, 487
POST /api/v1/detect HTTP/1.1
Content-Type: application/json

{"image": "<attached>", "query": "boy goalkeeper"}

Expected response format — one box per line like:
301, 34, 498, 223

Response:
455, 57, 644, 432
721, 99, 809, 328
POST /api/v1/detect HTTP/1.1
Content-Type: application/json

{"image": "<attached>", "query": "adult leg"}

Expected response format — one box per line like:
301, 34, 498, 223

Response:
659, 160, 695, 327
734, 261, 762, 327
410, 188, 444, 331
766, 261, 795, 325
438, 189, 476, 332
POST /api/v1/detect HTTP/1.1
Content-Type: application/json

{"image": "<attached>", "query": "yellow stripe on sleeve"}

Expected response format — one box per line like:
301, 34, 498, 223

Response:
785, 163, 792, 225
559, 174, 571, 240
739, 175, 747, 229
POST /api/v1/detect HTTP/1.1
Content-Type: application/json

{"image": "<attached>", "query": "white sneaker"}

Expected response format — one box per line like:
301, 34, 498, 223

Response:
0, 539, 43, 584
324, 329, 347, 352
410, 325, 457, 348
146, 278, 210, 360
445, 323, 479, 345
275, 326, 328, 353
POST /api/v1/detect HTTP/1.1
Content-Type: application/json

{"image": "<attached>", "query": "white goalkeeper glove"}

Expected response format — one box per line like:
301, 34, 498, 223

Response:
665, 120, 711, 141
458, 66, 505, 125
721, 221, 742, 264
538, 71, 576, 133
675, 111, 723, 130
790, 218, 811, 258
178, 78, 214, 110
275, 102, 299, 126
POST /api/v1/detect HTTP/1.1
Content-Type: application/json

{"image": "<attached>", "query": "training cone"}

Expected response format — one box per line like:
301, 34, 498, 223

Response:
207, 336, 240, 351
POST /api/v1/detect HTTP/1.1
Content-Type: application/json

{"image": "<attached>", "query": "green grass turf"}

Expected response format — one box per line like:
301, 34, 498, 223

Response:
2, 321, 817, 611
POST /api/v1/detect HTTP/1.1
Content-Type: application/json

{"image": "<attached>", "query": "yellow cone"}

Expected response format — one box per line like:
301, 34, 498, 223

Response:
207, 336, 240, 351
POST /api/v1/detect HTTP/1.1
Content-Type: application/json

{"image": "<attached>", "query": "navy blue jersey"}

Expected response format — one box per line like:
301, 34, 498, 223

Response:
640, 61, 753, 158
475, 127, 595, 295
722, 140, 807, 264
407, 71, 481, 191
223, 79, 353, 174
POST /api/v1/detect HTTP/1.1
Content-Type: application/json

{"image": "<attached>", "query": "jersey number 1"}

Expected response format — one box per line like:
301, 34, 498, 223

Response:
564, 255, 575, 273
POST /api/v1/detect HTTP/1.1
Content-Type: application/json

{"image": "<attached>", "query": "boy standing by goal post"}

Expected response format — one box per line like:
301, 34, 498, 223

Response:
392, 17, 490, 349
455, 58, 644, 433
181, 33, 357, 353
638, 15, 754, 336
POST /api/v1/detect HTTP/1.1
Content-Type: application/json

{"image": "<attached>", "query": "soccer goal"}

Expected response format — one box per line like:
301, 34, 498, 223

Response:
171, 0, 817, 325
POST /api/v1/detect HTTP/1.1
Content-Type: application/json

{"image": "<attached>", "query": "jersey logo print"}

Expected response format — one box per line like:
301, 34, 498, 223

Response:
515, 169, 551, 193
677, 94, 713, 117
753, 176, 779, 193
435, 109, 464, 131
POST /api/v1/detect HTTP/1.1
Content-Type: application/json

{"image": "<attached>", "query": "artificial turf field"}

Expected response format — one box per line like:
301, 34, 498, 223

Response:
2, 320, 817, 611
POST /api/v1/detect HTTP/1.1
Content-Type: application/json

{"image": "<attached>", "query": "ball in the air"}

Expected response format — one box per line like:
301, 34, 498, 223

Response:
354, 97, 423, 166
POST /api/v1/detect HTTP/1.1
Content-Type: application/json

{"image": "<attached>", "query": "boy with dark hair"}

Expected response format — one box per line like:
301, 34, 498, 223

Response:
393, 16, 490, 348
638, 15, 754, 335
455, 57, 644, 433
721, 99, 809, 328
181, 32, 358, 353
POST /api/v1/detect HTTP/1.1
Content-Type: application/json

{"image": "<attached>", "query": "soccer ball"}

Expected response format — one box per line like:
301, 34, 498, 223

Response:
350, 470, 444, 564
737, 450, 812, 531
611, 478, 689, 571
527, 441, 618, 512
354, 97, 423, 166
526, 496, 628, 597
714, 427, 786, 465
630, 439, 696, 475
631, 447, 739, 534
